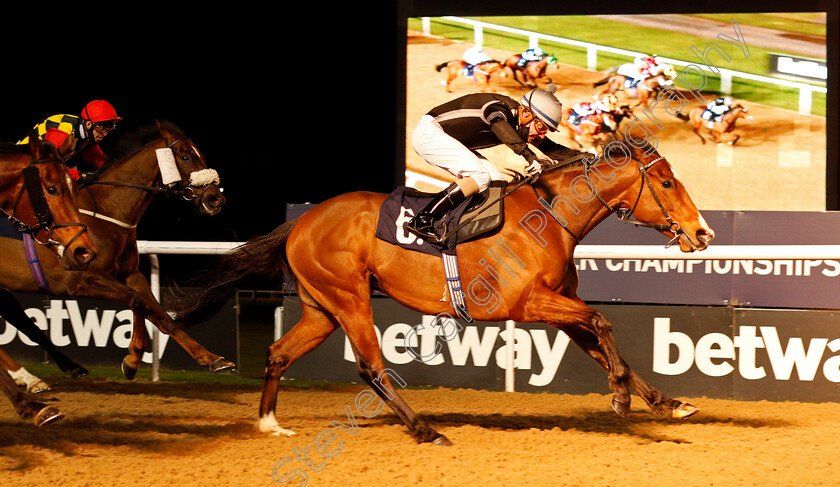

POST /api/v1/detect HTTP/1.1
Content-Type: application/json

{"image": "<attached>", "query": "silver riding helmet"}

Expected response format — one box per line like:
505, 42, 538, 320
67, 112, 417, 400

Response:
520, 83, 564, 131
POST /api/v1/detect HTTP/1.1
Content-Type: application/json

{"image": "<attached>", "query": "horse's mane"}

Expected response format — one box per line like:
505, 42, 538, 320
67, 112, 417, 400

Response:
104, 120, 183, 167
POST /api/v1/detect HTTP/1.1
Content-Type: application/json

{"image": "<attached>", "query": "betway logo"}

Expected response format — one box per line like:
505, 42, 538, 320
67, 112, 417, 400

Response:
0, 299, 168, 364
343, 315, 570, 387
654, 318, 840, 381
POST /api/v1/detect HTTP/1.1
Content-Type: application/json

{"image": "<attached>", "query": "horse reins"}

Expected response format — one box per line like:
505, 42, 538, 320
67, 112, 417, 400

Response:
4, 160, 89, 256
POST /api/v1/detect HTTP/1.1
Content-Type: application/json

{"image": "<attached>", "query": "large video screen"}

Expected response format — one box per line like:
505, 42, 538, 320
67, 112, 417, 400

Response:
403, 12, 830, 212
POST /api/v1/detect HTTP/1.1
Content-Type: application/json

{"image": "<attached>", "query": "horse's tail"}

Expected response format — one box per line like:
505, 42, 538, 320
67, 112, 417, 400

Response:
593, 75, 611, 87
165, 217, 301, 330
435, 61, 450, 72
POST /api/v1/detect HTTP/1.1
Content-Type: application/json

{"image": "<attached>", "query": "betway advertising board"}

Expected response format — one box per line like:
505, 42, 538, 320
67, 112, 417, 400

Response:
282, 298, 840, 402
0, 291, 237, 371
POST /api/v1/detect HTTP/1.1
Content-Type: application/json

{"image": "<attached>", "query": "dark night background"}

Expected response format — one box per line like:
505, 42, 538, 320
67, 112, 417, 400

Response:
0, 1, 835, 283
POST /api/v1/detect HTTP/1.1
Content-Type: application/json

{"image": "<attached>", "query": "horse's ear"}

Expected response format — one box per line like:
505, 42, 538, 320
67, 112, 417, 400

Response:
155, 119, 177, 144
28, 129, 45, 160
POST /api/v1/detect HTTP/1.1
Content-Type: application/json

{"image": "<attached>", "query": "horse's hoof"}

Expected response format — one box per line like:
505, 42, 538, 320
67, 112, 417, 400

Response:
431, 435, 453, 446
27, 381, 51, 394
121, 360, 138, 380
611, 395, 631, 418
672, 402, 700, 420
210, 358, 236, 373
33, 406, 65, 427
70, 366, 89, 378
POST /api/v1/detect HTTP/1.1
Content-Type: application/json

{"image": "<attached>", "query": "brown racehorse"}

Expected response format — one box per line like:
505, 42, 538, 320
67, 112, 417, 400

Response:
676, 103, 753, 145
167, 140, 715, 445
557, 108, 620, 153
503, 54, 556, 88
436, 60, 504, 93
595, 72, 675, 109
0, 135, 99, 427
0, 120, 231, 390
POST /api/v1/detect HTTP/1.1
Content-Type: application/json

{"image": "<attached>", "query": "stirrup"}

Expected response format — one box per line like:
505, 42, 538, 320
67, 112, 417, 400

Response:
406, 216, 444, 243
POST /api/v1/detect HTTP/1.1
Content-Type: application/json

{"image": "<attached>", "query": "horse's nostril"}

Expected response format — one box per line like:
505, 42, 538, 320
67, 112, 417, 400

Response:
697, 229, 713, 244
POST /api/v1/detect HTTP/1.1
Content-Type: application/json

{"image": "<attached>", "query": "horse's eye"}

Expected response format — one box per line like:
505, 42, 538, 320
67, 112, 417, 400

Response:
46, 186, 59, 196
662, 180, 673, 189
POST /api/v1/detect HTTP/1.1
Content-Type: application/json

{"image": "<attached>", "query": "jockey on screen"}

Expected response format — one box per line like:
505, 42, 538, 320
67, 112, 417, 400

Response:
516, 47, 546, 67
569, 93, 619, 127
17, 100, 122, 183
702, 96, 734, 122
463, 46, 492, 67
406, 84, 579, 243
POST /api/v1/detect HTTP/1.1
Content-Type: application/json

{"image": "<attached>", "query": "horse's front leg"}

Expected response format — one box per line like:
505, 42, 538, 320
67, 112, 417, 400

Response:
65, 271, 151, 379
124, 272, 236, 373
518, 285, 632, 416
558, 323, 699, 419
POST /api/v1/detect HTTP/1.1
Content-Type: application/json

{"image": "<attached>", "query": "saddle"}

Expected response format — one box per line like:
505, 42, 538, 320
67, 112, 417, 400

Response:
374, 181, 506, 257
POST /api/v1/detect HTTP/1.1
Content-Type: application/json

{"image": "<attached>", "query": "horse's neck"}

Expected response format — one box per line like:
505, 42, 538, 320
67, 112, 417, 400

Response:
85, 142, 163, 226
534, 164, 627, 242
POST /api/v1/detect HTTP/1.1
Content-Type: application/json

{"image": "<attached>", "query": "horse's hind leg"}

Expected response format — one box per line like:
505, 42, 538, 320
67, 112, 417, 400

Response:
338, 298, 450, 445
258, 295, 339, 436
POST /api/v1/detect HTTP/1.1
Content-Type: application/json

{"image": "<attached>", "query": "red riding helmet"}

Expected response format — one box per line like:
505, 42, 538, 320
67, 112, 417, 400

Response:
81, 100, 123, 123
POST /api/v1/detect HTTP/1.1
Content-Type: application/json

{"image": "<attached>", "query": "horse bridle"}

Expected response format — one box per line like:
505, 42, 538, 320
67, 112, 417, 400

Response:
84, 137, 219, 201
3, 161, 89, 256
585, 155, 686, 248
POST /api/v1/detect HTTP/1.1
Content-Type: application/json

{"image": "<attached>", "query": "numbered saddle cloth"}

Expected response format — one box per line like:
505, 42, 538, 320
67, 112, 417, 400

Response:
375, 182, 506, 257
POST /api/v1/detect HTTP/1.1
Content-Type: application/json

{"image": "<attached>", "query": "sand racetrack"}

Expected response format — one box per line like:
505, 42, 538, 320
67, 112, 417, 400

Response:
3, 376, 840, 486
0, 31, 836, 487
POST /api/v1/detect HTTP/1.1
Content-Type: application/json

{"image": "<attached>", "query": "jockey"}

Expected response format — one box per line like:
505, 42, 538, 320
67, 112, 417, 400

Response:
569, 93, 619, 126
407, 84, 577, 243
463, 46, 492, 67
517, 47, 546, 67
18, 100, 122, 182
617, 54, 659, 86
702, 96, 733, 122
634, 54, 659, 77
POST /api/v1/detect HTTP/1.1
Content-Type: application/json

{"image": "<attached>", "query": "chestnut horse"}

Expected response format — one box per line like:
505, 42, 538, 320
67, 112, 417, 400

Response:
503, 54, 556, 88
435, 59, 504, 93
168, 140, 714, 445
676, 103, 753, 145
0, 120, 231, 392
594, 66, 677, 109
0, 135, 99, 427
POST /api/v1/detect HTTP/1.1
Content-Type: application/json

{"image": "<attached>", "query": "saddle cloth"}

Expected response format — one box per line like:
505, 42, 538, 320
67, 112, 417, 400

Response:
374, 181, 506, 257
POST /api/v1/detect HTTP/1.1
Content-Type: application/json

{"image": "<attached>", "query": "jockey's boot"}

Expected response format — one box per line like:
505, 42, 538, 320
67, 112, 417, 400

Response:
405, 182, 467, 243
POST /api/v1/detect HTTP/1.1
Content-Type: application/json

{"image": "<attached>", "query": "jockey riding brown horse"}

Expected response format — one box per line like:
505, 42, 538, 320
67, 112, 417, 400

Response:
676, 103, 753, 145
0, 121, 230, 391
503, 54, 556, 88
436, 59, 504, 93
557, 108, 620, 153
167, 139, 714, 445
594, 64, 677, 109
